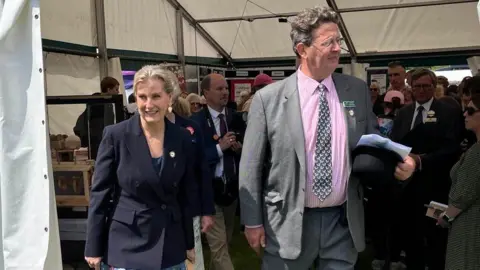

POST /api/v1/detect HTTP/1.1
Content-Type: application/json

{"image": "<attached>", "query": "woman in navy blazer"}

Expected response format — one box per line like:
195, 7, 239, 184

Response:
84, 65, 199, 270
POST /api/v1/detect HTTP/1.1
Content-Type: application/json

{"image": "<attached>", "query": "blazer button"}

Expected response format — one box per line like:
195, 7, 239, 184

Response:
173, 182, 177, 188
161, 204, 166, 210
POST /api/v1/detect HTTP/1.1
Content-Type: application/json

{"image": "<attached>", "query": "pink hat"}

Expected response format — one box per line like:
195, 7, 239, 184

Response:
253, 74, 273, 87
384, 90, 404, 104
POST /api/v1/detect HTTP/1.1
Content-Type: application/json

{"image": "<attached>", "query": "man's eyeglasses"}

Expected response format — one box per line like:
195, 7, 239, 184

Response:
465, 106, 480, 116
310, 37, 344, 51
412, 84, 433, 90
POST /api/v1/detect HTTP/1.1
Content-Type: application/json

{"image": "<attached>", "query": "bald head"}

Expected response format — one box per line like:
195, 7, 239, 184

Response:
201, 73, 229, 111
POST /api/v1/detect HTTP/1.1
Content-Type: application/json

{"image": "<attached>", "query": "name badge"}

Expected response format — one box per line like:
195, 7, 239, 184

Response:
342, 101, 356, 108
425, 117, 437, 123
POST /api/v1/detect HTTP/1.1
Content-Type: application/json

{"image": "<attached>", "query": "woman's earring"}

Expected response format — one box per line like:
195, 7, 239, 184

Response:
168, 106, 173, 113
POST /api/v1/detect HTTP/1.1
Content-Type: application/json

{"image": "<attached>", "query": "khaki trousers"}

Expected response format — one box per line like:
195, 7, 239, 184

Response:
205, 200, 237, 270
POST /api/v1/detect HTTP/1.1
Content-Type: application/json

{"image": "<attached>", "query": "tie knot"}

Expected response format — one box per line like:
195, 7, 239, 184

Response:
417, 106, 424, 112
318, 84, 327, 92
218, 113, 225, 119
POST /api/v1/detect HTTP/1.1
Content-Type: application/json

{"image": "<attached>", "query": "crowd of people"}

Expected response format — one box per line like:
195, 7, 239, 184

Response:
80, 5, 479, 270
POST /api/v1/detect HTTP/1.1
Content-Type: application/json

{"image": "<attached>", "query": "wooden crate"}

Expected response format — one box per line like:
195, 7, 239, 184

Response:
53, 163, 94, 207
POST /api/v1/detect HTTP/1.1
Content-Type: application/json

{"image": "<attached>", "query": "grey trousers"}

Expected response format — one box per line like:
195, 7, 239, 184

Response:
262, 206, 357, 270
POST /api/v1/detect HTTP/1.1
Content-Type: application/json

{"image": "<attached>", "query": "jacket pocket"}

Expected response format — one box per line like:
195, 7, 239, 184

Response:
112, 206, 136, 225
265, 191, 283, 204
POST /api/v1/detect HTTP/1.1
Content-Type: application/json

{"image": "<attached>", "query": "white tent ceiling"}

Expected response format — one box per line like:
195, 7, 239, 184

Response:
40, 0, 480, 62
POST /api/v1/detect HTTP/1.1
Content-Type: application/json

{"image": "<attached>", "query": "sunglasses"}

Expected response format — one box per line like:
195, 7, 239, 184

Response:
465, 106, 480, 116
190, 102, 202, 107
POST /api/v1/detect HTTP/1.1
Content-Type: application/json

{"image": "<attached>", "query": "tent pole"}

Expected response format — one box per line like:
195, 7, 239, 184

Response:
326, 0, 356, 58
166, 0, 234, 67
196, 0, 477, 23
94, 0, 108, 79
175, 9, 186, 75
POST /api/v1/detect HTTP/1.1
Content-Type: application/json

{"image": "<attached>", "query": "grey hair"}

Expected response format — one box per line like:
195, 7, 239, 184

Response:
289, 6, 339, 56
133, 65, 181, 101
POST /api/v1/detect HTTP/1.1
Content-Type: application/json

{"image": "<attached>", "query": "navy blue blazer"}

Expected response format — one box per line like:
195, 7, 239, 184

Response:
85, 114, 199, 269
174, 112, 215, 216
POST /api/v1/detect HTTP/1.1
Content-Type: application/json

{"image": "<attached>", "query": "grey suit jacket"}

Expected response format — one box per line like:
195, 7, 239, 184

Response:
239, 72, 378, 260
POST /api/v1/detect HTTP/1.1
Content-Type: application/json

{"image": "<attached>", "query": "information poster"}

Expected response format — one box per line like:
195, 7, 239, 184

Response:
229, 79, 253, 102
367, 68, 389, 95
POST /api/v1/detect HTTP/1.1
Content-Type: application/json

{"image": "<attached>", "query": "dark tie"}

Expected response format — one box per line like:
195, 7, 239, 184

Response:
312, 85, 332, 201
219, 113, 227, 136
218, 114, 235, 179
413, 106, 424, 129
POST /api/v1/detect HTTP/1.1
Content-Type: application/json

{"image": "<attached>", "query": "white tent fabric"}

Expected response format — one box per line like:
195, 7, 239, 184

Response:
39, 0, 480, 60
0, 0, 62, 269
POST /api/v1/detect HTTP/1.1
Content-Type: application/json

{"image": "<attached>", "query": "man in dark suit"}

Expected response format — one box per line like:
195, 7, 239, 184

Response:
390, 68, 463, 270
190, 73, 245, 270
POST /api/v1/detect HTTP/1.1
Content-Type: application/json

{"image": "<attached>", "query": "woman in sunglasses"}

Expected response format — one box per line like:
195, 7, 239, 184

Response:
438, 80, 480, 270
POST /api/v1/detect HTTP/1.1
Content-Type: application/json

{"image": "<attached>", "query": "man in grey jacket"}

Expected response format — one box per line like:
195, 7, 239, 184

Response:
239, 6, 415, 270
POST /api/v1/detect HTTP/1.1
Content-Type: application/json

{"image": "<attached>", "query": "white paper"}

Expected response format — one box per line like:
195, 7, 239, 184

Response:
356, 134, 412, 159
192, 216, 205, 270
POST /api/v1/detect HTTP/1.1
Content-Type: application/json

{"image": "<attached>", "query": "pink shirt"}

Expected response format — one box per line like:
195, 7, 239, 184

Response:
297, 69, 348, 208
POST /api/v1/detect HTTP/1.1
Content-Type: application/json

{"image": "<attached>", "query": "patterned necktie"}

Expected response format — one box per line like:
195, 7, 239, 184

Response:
219, 113, 234, 179
312, 84, 332, 201
412, 106, 424, 129
219, 113, 227, 136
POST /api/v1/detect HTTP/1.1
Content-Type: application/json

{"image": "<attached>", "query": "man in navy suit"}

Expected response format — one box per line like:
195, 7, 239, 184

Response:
191, 73, 246, 270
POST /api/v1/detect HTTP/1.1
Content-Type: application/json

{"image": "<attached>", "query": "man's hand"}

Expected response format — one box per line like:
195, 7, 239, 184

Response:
85, 256, 102, 270
186, 249, 195, 263
218, 132, 236, 151
231, 141, 242, 153
201, 216, 215, 233
395, 155, 416, 181
244, 226, 265, 256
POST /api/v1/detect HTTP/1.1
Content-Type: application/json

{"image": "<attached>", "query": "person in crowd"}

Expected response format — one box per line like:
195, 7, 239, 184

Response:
369, 89, 405, 270
167, 84, 216, 234
237, 90, 251, 111
73, 76, 119, 159
125, 93, 137, 119
435, 84, 445, 99
239, 6, 415, 269
84, 65, 200, 270
242, 73, 274, 112
390, 68, 464, 270
437, 75, 449, 90
438, 80, 480, 270
186, 93, 203, 114
370, 82, 384, 116
459, 76, 473, 111
406, 69, 415, 87
388, 61, 408, 92
190, 73, 246, 270
403, 89, 414, 105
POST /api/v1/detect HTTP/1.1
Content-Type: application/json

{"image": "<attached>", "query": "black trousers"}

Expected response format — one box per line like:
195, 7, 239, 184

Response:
400, 186, 448, 270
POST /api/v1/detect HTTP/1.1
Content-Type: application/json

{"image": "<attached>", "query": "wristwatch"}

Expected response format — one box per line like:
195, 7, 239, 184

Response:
441, 212, 454, 224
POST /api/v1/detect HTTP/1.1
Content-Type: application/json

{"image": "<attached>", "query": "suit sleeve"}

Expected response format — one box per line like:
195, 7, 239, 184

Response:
85, 127, 116, 257
180, 131, 200, 250
239, 93, 267, 227
193, 123, 215, 216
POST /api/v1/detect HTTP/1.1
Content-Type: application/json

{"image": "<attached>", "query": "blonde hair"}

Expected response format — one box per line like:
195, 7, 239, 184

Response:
186, 93, 202, 104
133, 65, 180, 96
172, 97, 191, 118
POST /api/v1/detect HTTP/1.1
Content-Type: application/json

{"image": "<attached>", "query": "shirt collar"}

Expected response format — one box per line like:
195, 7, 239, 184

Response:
415, 97, 434, 111
207, 105, 225, 118
297, 67, 333, 96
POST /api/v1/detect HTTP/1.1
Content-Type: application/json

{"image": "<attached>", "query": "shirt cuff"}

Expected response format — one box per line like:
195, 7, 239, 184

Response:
245, 225, 263, 228
216, 144, 223, 158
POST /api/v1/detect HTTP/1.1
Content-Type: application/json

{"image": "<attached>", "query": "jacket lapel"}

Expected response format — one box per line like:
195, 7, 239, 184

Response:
332, 73, 356, 150
403, 104, 416, 136
161, 120, 181, 185
283, 73, 307, 174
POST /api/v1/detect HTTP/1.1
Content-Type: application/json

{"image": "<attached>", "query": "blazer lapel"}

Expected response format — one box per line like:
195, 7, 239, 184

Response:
332, 73, 356, 150
402, 104, 416, 136
124, 114, 166, 199
283, 73, 307, 174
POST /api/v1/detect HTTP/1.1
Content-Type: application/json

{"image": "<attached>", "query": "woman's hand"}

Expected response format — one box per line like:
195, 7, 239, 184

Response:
186, 249, 195, 263
85, 256, 102, 269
